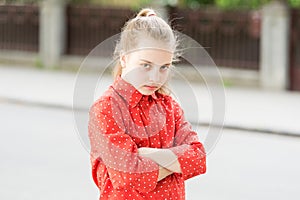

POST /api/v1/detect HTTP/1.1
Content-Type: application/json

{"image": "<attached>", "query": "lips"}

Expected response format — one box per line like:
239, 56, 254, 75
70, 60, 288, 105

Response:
144, 85, 159, 90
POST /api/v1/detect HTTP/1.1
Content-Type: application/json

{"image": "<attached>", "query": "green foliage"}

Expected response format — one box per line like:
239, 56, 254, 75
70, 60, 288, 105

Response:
185, 0, 215, 5
222, 79, 233, 87
69, 0, 88, 4
184, 0, 300, 9
34, 57, 44, 69
215, 0, 270, 9
132, 0, 151, 10
180, 0, 215, 8
289, 0, 300, 7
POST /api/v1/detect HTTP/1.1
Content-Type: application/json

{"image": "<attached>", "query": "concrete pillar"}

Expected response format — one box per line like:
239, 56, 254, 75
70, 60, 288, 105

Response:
260, 0, 290, 90
39, 0, 67, 68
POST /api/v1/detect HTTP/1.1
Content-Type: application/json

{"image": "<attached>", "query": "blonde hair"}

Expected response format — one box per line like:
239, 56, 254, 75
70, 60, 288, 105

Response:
112, 8, 179, 94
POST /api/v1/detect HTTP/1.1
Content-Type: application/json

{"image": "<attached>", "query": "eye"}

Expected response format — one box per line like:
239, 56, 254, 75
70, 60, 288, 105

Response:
160, 65, 170, 71
141, 63, 151, 69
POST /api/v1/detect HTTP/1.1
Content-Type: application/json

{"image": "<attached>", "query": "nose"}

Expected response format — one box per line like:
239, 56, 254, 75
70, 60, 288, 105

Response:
149, 67, 160, 82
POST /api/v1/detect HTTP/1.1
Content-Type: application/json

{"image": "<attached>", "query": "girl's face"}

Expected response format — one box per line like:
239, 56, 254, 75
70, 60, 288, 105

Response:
121, 40, 173, 95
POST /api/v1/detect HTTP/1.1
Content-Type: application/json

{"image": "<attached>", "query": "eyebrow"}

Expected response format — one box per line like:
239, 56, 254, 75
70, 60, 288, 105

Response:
140, 59, 171, 66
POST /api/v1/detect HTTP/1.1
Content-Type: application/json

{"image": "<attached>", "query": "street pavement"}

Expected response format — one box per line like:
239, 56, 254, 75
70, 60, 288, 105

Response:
1, 64, 300, 200
1, 102, 300, 200
0, 64, 299, 136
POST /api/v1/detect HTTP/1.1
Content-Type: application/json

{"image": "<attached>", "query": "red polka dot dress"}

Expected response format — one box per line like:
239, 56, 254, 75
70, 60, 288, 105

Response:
88, 77, 206, 200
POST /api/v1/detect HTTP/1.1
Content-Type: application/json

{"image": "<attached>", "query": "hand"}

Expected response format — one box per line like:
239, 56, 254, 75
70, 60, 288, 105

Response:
138, 147, 182, 173
157, 166, 173, 182
138, 147, 159, 155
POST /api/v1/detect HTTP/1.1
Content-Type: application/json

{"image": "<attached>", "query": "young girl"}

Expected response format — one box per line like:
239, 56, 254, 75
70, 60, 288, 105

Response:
88, 8, 206, 200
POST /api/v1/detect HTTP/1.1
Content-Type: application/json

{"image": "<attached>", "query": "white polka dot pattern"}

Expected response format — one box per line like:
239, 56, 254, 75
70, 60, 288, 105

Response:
88, 77, 206, 200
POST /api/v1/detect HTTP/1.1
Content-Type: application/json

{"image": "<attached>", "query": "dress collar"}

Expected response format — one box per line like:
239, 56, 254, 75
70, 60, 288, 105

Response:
112, 76, 158, 107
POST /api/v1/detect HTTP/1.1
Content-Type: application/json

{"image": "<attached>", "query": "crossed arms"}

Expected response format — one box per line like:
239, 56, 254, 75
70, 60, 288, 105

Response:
138, 147, 182, 181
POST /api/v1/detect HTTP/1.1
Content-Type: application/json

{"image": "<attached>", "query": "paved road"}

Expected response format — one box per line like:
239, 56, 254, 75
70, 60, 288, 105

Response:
1, 65, 300, 136
0, 101, 96, 199
1, 101, 300, 200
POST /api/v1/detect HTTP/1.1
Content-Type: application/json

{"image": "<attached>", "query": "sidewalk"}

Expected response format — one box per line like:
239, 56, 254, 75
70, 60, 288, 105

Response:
1, 64, 300, 136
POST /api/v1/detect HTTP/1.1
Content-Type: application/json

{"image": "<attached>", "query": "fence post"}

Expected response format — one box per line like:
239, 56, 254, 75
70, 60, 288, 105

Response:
39, 0, 67, 68
260, 0, 290, 90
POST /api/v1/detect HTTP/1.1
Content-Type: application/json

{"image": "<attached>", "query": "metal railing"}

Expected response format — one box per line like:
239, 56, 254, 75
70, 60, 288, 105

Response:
168, 7, 261, 70
66, 5, 134, 56
0, 4, 39, 52
0, 5, 262, 70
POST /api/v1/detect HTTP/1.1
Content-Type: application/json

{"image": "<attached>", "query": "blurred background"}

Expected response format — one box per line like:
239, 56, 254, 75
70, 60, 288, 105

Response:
0, 0, 300, 199
1, 0, 300, 89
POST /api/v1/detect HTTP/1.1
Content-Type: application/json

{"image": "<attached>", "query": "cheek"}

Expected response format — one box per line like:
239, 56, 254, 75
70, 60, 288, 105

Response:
159, 71, 170, 82
123, 67, 148, 86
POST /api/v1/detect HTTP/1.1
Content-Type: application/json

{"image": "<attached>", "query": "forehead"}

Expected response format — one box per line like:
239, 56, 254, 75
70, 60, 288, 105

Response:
128, 48, 173, 65
128, 36, 173, 63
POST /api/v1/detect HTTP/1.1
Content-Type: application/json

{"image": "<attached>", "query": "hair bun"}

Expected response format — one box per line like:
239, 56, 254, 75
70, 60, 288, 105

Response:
137, 8, 157, 17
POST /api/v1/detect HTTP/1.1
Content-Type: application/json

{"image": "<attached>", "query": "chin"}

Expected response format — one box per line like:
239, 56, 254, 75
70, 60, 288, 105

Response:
141, 91, 154, 96
139, 89, 155, 96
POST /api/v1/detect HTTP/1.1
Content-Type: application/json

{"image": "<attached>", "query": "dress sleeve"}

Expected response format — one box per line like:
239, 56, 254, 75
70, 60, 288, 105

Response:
169, 100, 206, 180
88, 98, 159, 193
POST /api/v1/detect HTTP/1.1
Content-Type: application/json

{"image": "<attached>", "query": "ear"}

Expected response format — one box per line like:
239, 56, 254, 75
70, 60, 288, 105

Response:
120, 54, 127, 68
